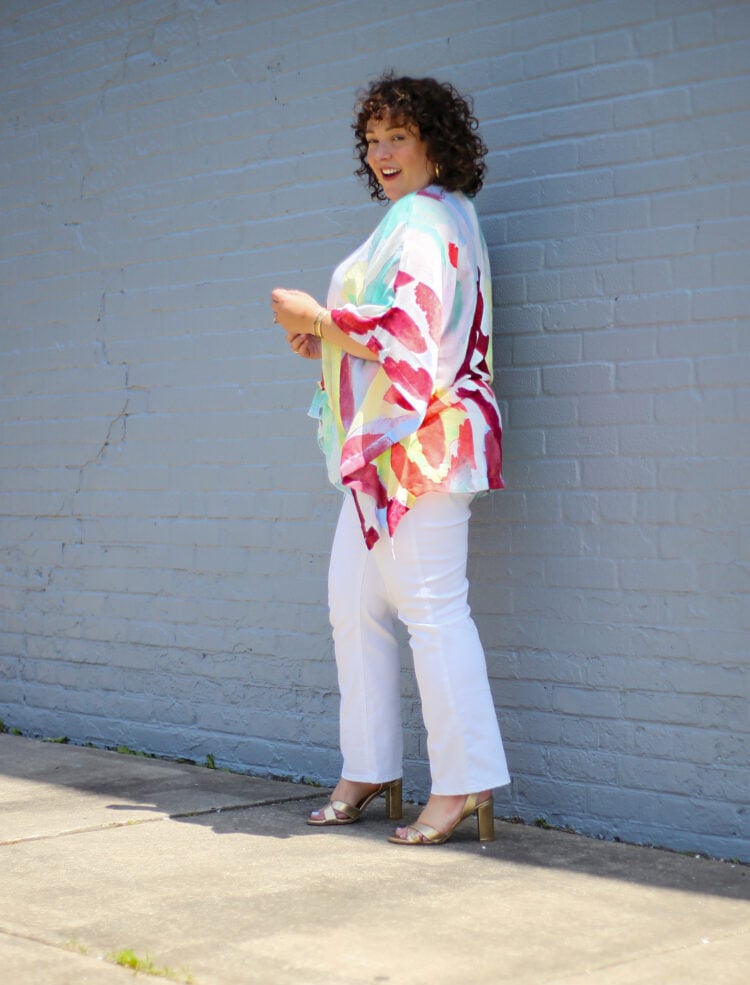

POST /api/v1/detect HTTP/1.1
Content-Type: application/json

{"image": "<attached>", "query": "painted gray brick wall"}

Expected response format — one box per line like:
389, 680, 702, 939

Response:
1, 0, 748, 861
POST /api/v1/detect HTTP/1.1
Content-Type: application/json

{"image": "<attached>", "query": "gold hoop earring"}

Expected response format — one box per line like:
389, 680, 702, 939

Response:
434, 163, 441, 181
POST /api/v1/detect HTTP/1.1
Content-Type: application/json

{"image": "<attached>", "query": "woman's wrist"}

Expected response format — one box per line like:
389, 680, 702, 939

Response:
312, 308, 328, 338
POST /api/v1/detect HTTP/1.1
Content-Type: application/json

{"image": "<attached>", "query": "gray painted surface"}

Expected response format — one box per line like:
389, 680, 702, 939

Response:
1, 0, 748, 861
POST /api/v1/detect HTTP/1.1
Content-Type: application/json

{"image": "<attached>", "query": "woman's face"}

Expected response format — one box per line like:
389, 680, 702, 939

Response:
365, 114, 433, 202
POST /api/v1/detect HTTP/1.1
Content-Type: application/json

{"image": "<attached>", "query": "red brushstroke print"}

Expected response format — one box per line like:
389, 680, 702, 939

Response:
455, 270, 488, 383
347, 463, 389, 519
341, 431, 391, 473
331, 307, 379, 336
383, 384, 416, 410
414, 282, 442, 343
419, 413, 447, 469
394, 270, 415, 290
339, 355, 354, 428
381, 307, 427, 352
386, 498, 409, 536
484, 430, 503, 485
352, 490, 381, 549
455, 418, 477, 471
382, 356, 432, 406
390, 442, 427, 497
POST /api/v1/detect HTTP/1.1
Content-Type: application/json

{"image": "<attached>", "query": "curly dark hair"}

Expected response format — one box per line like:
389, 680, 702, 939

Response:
353, 73, 487, 202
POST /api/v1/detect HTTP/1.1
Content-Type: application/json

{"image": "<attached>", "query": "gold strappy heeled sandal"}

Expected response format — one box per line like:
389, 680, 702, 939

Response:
387, 792, 495, 845
307, 778, 403, 826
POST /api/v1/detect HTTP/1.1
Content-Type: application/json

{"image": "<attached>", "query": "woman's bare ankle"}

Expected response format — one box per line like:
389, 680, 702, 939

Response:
417, 791, 491, 832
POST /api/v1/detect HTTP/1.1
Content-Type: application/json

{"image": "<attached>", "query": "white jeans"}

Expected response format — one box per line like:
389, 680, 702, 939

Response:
328, 492, 510, 795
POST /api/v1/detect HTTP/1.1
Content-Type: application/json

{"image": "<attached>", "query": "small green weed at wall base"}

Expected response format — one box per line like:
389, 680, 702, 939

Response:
106, 948, 195, 983
0, 721, 25, 735
116, 745, 155, 757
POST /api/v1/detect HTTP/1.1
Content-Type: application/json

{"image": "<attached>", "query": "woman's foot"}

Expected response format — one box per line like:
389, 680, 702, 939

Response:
390, 790, 494, 844
307, 778, 403, 825
308, 779, 383, 823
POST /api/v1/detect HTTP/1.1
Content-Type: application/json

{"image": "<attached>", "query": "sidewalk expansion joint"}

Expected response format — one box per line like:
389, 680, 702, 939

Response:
1, 792, 326, 846
168, 791, 326, 820
547, 927, 750, 984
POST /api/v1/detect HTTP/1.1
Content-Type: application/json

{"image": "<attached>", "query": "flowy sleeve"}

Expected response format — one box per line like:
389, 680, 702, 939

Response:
329, 193, 454, 488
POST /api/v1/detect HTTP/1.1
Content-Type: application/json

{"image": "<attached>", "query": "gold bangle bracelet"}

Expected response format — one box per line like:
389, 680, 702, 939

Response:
313, 308, 326, 338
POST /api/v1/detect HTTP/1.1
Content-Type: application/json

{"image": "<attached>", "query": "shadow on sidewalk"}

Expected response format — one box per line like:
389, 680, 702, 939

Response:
1, 733, 748, 904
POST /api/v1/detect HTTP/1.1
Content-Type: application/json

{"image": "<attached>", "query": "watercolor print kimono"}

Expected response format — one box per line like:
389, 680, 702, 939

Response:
310, 185, 503, 548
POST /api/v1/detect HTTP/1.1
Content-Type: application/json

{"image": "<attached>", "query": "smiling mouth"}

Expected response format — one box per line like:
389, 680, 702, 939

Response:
381, 168, 401, 179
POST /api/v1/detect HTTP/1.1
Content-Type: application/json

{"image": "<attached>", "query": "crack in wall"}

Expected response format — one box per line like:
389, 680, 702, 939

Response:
77, 395, 131, 487
53, 379, 131, 581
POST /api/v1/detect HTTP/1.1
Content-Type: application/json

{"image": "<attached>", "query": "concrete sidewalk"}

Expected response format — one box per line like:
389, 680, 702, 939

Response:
0, 734, 748, 985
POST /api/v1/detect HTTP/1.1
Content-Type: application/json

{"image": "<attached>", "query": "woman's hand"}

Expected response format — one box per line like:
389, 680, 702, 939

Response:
286, 332, 321, 360
271, 288, 320, 335
272, 286, 378, 363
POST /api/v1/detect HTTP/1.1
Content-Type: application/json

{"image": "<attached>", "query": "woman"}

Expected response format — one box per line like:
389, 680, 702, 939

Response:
271, 74, 510, 845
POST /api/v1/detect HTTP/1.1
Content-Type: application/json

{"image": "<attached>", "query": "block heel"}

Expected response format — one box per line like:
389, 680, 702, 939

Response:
388, 792, 495, 846
307, 778, 403, 826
